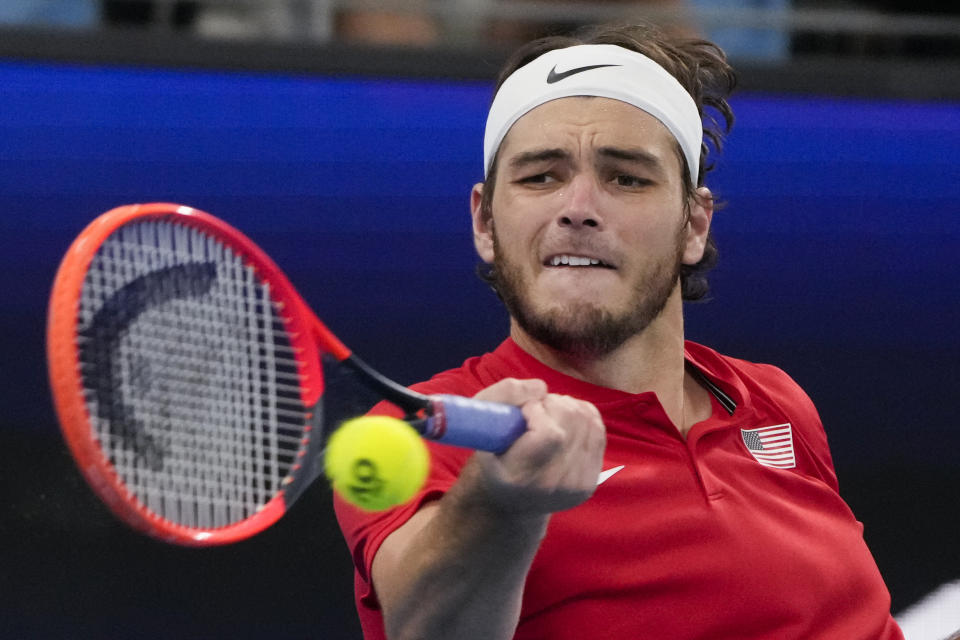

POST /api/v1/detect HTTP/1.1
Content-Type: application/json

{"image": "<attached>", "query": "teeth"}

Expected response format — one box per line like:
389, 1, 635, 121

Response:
550, 255, 602, 267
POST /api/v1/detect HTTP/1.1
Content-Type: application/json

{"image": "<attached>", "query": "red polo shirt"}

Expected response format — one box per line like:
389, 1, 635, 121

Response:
334, 339, 903, 639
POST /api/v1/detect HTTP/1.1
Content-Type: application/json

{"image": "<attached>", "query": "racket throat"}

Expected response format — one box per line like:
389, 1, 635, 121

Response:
339, 355, 432, 415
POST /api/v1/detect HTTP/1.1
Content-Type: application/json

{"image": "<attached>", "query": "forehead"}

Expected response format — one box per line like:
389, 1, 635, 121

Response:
498, 96, 677, 159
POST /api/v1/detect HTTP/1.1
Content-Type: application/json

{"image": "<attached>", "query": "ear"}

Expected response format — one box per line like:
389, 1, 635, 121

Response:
471, 182, 495, 263
682, 187, 714, 265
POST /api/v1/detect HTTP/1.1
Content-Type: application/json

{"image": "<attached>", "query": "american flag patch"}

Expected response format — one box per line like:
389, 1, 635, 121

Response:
740, 424, 796, 469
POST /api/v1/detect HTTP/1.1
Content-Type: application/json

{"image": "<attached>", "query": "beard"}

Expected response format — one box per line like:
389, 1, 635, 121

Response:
491, 229, 684, 359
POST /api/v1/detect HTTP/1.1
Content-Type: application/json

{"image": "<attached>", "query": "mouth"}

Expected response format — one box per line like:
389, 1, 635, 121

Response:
544, 254, 615, 269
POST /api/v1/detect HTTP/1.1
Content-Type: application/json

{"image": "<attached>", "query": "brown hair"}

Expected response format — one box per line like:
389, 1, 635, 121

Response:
478, 22, 737, 301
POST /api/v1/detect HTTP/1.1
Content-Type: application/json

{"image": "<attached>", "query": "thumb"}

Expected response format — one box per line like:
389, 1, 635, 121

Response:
473, 378, 548, 407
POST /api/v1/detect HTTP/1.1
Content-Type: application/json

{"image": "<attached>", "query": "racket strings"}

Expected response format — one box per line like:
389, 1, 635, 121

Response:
78, 220, 309, 530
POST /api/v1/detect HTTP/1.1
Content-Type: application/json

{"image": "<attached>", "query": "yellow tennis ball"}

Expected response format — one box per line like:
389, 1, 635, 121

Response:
324, 415, 429, 511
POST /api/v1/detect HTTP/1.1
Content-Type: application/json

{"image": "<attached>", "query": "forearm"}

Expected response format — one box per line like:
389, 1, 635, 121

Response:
372, 379, 606, 640
374, 459, 550, 640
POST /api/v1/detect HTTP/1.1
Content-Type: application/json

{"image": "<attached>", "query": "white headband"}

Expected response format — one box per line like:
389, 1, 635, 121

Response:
483, 44, 703, 186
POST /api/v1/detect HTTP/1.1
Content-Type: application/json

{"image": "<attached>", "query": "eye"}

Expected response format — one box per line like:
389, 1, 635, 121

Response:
517, 173, 557, 185
614, 174, 651, 188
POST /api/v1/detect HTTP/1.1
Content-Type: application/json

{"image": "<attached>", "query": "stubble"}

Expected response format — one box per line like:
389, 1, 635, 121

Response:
491, 226, 685, 359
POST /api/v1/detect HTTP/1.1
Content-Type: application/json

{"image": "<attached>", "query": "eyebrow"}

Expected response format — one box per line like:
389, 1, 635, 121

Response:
597, 146, 666, 175
506, 146, 667, 176
507, 148, 571, 170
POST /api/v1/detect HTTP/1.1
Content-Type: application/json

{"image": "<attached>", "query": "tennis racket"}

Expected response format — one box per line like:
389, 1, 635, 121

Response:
47, 203, 526, 546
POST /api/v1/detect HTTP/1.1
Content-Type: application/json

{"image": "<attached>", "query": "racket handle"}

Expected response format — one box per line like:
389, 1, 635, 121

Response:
424, 394, 526, 454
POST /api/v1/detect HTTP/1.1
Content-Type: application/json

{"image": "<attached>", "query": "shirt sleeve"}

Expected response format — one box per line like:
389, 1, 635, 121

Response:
331, 376, 480, 608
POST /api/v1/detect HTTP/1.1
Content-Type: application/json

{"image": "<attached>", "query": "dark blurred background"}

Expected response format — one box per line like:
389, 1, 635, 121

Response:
1, 1, 958, 638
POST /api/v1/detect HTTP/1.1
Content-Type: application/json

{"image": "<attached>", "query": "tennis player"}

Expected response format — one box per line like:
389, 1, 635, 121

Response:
335, 22, 905, 640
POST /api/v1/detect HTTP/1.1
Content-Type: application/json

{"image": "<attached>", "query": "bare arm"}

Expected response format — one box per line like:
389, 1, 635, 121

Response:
371, 378, 606, 640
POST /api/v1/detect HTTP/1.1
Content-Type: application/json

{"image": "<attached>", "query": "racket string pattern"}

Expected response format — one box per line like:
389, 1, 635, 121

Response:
76, 220, 310, 531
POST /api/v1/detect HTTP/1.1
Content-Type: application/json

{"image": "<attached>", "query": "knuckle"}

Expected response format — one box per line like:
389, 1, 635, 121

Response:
541, 422, 568, 447
476, 377, 546, 404
545, 393, 577, 413
495, 377, 522, 390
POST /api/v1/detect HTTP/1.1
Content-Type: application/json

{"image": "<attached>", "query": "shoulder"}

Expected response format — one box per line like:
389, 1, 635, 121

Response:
407, 338, 527, 397
721, 352, 821, 428
687, 342, 839, 489
688, 341, 817, 416
408, 361, 488, 397
730, 354, 815, 407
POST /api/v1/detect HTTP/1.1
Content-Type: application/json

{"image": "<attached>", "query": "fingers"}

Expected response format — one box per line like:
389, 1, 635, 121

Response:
466, 381, 607, 515
518, 394, 603, 467
519, 394, 606, 487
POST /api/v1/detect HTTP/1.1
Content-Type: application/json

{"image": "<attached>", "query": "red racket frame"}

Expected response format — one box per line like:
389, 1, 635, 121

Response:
47, 203, 351, 545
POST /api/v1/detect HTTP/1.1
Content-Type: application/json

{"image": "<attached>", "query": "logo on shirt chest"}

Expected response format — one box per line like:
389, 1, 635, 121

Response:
596, 465, 625, 485
740, 423, 796, 469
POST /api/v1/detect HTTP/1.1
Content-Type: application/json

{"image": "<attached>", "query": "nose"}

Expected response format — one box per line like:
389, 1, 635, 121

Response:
557, 174, 603, 230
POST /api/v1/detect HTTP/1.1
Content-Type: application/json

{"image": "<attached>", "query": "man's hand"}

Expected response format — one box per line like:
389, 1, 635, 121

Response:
467, 378, 607, 514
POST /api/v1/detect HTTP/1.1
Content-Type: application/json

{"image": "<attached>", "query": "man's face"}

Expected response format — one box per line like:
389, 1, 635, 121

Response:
471, 97, 711, 357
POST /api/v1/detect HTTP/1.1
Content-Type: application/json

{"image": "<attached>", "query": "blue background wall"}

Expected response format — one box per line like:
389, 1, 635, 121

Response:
2, 59, 958, 637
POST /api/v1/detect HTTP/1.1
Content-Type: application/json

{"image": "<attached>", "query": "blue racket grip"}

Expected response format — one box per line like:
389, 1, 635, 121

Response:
423, 394, 527, 454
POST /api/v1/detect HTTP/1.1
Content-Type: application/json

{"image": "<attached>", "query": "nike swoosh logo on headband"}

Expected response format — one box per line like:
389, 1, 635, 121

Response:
546, 63, 622, 84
